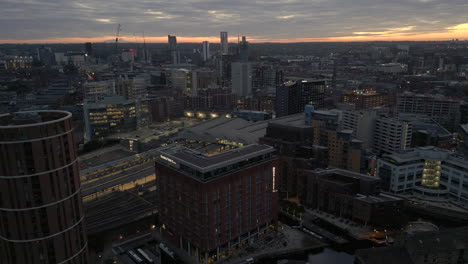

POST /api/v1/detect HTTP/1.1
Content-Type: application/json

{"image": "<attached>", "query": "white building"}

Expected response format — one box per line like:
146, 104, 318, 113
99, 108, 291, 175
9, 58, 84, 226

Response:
342, 109, 382, 149
377, 147, 468, 201
231, 62, 252, 97
373, 117, 412, 154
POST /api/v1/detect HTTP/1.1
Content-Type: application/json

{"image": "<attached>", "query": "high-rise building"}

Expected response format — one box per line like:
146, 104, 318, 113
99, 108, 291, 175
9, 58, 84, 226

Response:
276, 80, 326, 117
156, 143, 279, 263
0, 111, 88, 264
231, 62, 252, 97
84, 42, 93, 56
397, 92, 462, 132
202, 41, 210, 61
373, 118, 412, 154
220, 32, 228, 55
252, 66, 284, 91
238, 36, 249, 62
168, 35, 180, 64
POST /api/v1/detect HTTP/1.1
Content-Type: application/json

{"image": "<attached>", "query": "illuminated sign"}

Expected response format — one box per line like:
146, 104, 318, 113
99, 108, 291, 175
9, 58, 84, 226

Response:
160, 155, 176, 165
272, 167, 277, 192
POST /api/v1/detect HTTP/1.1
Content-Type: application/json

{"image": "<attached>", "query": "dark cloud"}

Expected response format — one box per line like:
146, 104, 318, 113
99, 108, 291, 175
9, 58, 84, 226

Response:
0, 0, 467, 41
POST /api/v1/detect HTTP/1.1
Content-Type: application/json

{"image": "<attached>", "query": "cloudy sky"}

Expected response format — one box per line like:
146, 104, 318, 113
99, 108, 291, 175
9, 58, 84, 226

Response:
1, 0, 467, 43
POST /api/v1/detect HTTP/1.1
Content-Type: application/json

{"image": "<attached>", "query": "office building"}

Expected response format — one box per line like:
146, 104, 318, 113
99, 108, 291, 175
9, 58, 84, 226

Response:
231, 62, 252, 97
220, 32, 228, 55
83, 96, 150, 141
156, 143, 279, 263
168, 35, 180, 64
0, 111, 88, 264
302, 168, 404, 226
275, 80, 325, 117
84, 80, 114, 100
252, 66, 284, 91
397, 92, 461, 132
373, 118, 412, 154
202, 41, 210, 61
342, 90, 395, 110
377, 147, 468, 201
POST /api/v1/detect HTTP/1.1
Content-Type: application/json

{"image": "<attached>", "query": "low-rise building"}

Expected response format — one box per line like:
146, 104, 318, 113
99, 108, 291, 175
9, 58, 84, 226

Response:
302, 168, 404, 226
377, 147, 468, 201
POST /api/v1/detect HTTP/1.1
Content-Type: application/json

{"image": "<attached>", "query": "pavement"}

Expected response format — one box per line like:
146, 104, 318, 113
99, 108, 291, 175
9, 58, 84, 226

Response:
223, 224, 323, 264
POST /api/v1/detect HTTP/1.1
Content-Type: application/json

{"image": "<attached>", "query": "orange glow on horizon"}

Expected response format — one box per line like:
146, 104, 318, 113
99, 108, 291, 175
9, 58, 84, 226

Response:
1, 24, 467, 44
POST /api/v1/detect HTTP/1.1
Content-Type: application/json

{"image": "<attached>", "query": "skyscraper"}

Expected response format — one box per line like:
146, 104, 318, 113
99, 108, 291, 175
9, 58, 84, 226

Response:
0, 110, 88, 264
238, 36, 249, 62
275, 80, 326, 117
220, 31, 228, 54
168, 35, 180, 64
202, 41, 210, 61
231, 62, 252, 97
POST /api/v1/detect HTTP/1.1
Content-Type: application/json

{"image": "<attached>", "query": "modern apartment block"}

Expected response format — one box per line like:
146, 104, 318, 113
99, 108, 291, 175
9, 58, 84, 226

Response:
373, 118, 412, 154
155, 144, 279, 263
397, 92, 461, 132
0, 111, 88, 264
377, 147, 468, 201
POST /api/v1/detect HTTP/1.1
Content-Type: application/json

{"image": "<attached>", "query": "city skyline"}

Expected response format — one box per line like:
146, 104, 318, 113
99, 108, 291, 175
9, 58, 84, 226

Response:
1, 0, 468, 44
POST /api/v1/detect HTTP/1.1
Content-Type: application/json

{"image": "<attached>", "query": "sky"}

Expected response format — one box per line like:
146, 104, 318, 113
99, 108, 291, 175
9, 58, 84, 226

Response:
0, 0, 467, 43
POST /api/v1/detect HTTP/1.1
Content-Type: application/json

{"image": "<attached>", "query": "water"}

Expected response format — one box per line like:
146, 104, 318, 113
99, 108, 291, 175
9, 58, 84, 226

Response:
307, 248, 354, 264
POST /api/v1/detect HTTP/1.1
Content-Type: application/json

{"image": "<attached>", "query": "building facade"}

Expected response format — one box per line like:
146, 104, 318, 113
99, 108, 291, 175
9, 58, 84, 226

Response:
377, 147, 468, 201
302, 168, 404, 226
0, 111, 88, 264
275, 80, 325, 117
83, 96, 150, 141
155, 144, 279, 263
220, 32, 228, 55
373, 118, 412, 154
231, 62, 252, 97
341, 90, 395, 110
397, 92, 461, 132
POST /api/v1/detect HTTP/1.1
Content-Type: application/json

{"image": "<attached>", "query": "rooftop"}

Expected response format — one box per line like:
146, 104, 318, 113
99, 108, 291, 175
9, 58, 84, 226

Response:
381, 146, 468, 168
0, 110, 70, 128
157, 144, 274, 173
180, 113, 305, 145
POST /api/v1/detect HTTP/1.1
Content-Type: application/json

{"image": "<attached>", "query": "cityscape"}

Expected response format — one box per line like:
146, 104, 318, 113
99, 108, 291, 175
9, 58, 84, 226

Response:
1, 2, 468, 264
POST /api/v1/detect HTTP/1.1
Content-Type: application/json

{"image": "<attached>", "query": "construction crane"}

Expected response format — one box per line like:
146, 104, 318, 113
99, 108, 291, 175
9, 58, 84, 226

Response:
115, 24, 121, 51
